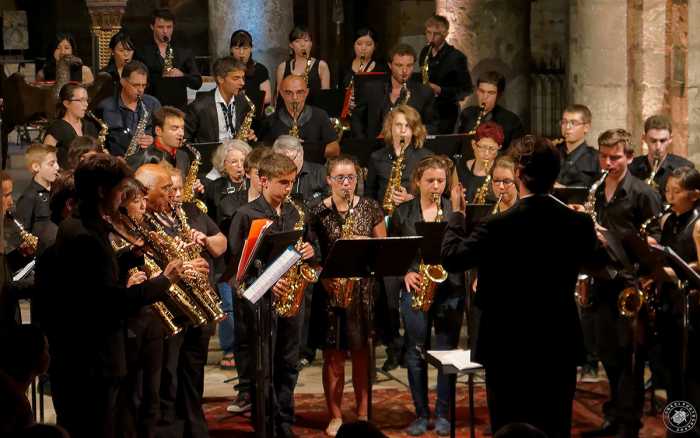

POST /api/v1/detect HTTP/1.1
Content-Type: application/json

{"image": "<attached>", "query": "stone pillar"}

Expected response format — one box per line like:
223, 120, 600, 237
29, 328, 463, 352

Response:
667, 1, 688, 158
687, 0, 700, 162
569, 0, 629, 145
208, 0, 293, 85
85, 0, 127, 70
436, 0, 531, 127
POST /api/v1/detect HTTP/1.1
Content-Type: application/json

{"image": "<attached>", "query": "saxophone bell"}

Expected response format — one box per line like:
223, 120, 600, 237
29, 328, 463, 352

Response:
411, 191, 448, 311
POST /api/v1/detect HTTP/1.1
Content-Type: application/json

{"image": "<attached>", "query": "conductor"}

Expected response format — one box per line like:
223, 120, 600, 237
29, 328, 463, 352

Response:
441, 135, 598, 438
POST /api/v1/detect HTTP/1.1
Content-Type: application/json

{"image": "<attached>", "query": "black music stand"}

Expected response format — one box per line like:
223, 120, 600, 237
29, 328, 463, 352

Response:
240, 228, 302, 437
315, 89, 344, 118
152, 77, 188, 110
322, 236, 422, 422
424, 134, 469, 159
552, 186, 589, 205
340, 138, 382, 168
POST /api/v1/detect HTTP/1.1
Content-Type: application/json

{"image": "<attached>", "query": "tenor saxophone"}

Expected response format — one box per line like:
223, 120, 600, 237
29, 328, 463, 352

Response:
412, 193, 448, 312
421, 45, 430, 85
332, 189, 360, 308
382, 136, 407, 216
584, 169, 609, 226
235, 91, 255, 141
274, 196, 320, 317
163, 36, 174, 73
6, 211, 38, 253
86, 110, 108, 150
181, 142, 208, 213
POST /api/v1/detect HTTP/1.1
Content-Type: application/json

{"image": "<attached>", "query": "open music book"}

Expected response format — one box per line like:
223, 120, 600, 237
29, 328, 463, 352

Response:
242, 247, 301, 304
427, 349, 483, 371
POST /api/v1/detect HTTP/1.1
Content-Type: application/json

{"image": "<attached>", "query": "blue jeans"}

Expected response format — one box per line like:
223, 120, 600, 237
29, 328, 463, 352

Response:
401, 290, 464, 419
217, 281, 235, 355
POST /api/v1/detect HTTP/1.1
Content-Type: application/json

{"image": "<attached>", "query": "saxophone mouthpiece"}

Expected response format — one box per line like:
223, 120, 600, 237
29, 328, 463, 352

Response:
301, 50, 307, 58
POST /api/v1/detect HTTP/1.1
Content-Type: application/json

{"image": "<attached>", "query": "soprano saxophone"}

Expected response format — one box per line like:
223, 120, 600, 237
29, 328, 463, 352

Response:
235, 91, 255, 141
125, 96, 150, 158
332, 189, 360, 308
382, 136, 407, 216
274, 196, 320, 317
412, 193, 448, 311
645, 151, 662, 189
181, 142, 208, 213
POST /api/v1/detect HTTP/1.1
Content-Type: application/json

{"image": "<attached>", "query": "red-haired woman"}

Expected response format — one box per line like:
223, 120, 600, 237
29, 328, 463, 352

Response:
454, 121, 504, 203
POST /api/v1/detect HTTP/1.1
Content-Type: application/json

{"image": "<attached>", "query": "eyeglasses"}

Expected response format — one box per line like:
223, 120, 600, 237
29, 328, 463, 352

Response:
330, 175, 357, 183
493, 178, 515, 186
476, 144, 499, 153
560, 119, 586, 128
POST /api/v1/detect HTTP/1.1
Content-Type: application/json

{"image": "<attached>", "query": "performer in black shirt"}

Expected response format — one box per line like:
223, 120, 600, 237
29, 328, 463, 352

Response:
456, 71, 524, 149
16, 144, 59, 235
582, 129, 662, 438
338, 27, 387, 94
230, 30, 272, 108
37, 32, 94, 84
96, 61, 161, 156
453, 121, 503, 203
556, 104, 601, 188
418, 15, 473, 134
351, 43, 436, 139
263, 75, 339, 159
136, 8, 202, 108
442, 136, 598, 438
275, 26, 331, 107
391, 155, 465, 436
100, 31, 135, 83
272, 135, 329, 207
629, 114, 694, 201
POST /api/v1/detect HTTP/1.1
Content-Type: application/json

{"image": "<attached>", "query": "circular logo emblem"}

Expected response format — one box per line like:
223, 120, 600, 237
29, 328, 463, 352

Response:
663, 401, 698, 433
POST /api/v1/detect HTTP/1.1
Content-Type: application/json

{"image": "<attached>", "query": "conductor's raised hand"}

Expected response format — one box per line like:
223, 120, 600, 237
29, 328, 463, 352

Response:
450, 183, 467, 215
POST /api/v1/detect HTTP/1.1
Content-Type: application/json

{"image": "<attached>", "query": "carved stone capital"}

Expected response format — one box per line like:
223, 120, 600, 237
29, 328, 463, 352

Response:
84, 0, 127, 68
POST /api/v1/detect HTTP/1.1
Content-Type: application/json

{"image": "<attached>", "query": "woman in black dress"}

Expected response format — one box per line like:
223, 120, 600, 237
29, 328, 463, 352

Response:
308, 154, 386, 436
338, 28, 388, 117
275, 26, 330, 107
229, 29, 273, 108
37, 32, 94, 84
100, 31, 135, 83
453, 120, 503, 203
43, 83, 98, 168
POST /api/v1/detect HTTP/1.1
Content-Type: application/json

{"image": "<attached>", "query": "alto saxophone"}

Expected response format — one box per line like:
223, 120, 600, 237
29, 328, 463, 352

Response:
235, 91, 255, 141
332, 189, 360, 308
125, 96, 150, 157
400, 81, 411, 106
467, 103, 487, 136
181, 142, 208, 213
289, 101, 300, 138
301, 50, 312, 86
584, 169, 609, 226
86, 110, 108, 149
163, 36, 174, 73
412, 193, 448, 311
421, 45, 430, 85
645, 151, 662, 189
473, 159, 493, 204
7, 211, 38, 253
492, 194, 504, 215
382, 136, 407, 216
274, 196, 320, 317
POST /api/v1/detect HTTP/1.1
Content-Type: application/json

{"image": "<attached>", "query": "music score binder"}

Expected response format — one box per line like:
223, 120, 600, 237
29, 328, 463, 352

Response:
236, 219, 273, 283
242, 247, 301, 304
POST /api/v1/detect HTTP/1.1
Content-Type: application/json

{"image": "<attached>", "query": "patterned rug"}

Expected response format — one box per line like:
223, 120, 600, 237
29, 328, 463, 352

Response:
204, 382, 667, 437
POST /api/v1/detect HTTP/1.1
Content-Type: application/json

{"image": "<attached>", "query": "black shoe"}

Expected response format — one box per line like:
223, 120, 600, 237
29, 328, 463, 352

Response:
382, 351, 400, 372
276, 423, 297, 438
581, 420, 618, 437
226, 392, 252, 413
295, 358, 310, 371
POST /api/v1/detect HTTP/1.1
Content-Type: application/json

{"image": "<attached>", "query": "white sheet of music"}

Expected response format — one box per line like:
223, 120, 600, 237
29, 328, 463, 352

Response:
242, 247, 301, 304
13, 259, 35, 282
427, 349, 483, 371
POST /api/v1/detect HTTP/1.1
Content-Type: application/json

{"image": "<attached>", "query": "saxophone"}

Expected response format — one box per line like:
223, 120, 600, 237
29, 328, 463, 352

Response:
301, 50, 312, 86
640, 204, 671, 236
421, 45, 430, 85
584, 169, 609, 226
492, 194, 504, 215
382, 136, 407, 216
331, 189, 360, 308
274, 196, 320, 317
125, 96, 150, 157
181, 142, 208, 213
289, 101, 300, 138
645, 151, 662, 189
163, 36, 174, 73
235, 91, 255, 141
86, 110, 108, 149
7, 211, 38, 253
340, 55, 365, 120
131, 265, 183, 337
400, 81, 411, 106
467, 103, 487, 136
412, 193, 448, 312
473, 159, 493, 204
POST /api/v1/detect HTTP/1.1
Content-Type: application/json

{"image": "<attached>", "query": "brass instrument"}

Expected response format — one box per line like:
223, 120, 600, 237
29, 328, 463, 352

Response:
7, 211, 38, 253
86, 110, 108, 149
332, 189, 360, 308
181, 143, 208, 213
329, 117, 349, 142
421, 45, 430, 85
289, 102, 300, 138
492, 194, 503, 215
129, 265, 183, 337
274, 196, 320, 317
340, 55, 365, 120
125, 96, 151, 157
473, 160, 493, 204
301, 50, 312, 86
467, 103, 487, 136
584, 169, 609, 226
618, 280, 655, 319
640, 204, 671, 236
163, 36, 174, 73
398, 81, 411, 106
235, 91, 256, 141
412, 193, 448, 311
645, 151, 662, 188
382, 136, 408, 216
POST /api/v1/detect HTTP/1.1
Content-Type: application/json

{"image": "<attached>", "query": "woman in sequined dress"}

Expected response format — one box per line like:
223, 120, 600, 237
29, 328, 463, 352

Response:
308, 154, 386, 436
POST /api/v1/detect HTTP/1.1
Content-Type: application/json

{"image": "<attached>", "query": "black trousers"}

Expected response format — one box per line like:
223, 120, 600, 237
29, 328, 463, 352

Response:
380, 276, 404, 357
234, 292, 255, 395
485, 362, 577, 438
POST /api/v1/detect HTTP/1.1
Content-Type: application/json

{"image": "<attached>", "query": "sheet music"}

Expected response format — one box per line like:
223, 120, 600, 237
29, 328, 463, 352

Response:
427, 349, 482, 371
242, 247, 302, 304
13, 259, 35, 282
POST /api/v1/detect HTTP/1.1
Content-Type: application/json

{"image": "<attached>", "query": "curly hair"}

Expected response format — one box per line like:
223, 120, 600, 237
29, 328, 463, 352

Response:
475, 121, 505, 146
381, 105, 427, 148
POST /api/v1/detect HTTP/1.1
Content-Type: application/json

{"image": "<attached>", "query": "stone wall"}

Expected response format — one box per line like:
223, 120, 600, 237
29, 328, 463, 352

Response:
530, 0, 568, 71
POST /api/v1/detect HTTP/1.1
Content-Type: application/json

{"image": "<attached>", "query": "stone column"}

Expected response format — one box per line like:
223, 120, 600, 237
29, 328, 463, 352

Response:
436, 0, 531, 127
569, 0, 629, 145
85, 0, 127, 70
687, 0, 700, 162
208, 0, 293, 85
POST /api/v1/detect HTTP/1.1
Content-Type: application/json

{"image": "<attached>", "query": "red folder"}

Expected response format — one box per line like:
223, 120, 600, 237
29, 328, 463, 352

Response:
236, 218, 274, 283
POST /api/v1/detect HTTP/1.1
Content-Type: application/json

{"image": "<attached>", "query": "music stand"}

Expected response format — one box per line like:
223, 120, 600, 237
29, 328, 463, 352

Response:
241, 228, 302, 437
552, 186, 589, 205
424, 134, 469, 159
340, 138, 382, 168
314, 89, 344, 118
353, 72, 388, 103
322, 236, 422, 422
152, 77, 188, 110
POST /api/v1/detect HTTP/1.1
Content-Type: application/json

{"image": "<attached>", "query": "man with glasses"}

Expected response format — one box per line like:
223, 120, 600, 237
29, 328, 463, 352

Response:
456, 71, 524, 149
263, 75, 339, 159
96, 60, 161, 156
629, 114, 693, 200
556, 104, 601, 188
418, 15, 472, 134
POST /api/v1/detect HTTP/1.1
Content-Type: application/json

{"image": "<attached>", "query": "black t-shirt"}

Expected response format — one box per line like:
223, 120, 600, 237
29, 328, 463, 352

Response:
262, 105, 337, 161
183, 202, 222, 285
556, 141, 601, 188
244, 62, 270, 95
44, 118, 99, 168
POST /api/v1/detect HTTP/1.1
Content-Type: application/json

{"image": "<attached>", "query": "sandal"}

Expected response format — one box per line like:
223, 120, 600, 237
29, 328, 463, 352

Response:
219, 353, 236, 370
326, 418, 343, 436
